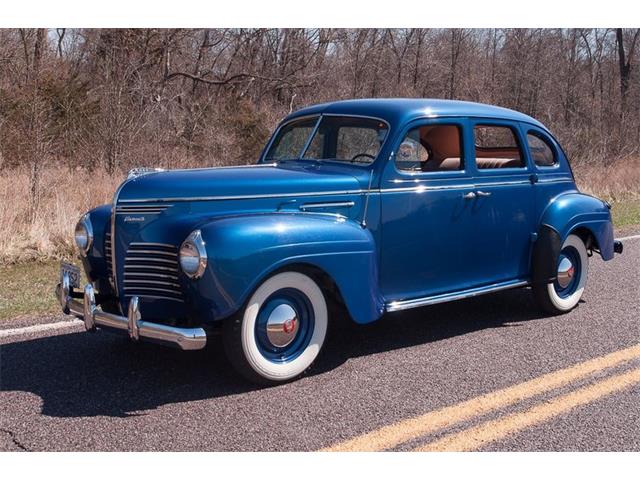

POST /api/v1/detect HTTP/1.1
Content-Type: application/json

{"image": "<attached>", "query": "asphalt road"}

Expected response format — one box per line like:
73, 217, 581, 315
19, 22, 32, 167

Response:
1, 233, 638, 452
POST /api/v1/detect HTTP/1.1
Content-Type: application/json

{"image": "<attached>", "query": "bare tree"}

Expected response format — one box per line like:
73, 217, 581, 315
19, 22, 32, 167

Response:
615, 28, 640, 115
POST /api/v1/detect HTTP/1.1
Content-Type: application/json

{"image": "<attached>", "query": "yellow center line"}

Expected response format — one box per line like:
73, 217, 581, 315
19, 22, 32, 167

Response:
415, 367, 640, 452
321, 343, 640, 452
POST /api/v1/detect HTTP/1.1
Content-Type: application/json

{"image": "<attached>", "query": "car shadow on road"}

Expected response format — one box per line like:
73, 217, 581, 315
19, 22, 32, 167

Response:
0, 287, 551, 418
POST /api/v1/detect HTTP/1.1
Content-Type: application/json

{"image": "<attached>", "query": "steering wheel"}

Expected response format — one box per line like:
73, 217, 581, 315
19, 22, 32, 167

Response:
350, 153, 376, 163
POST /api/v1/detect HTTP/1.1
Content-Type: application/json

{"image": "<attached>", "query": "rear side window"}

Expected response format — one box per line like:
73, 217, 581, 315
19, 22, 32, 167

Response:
527, 132, 557, 167
474, 125, 524, 169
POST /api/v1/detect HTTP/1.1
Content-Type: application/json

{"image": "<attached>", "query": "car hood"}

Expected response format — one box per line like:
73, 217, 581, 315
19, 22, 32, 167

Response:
117, 164, 364, 202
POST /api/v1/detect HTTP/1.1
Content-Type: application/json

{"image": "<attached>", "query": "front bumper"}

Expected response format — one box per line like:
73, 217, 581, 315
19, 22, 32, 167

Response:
56, 270, 207, 351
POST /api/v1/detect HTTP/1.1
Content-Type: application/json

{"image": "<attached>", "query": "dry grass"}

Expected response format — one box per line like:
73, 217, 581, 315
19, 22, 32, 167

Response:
0, 159, 639, 265
574, 156, 640, 203
0, 168, 120, 264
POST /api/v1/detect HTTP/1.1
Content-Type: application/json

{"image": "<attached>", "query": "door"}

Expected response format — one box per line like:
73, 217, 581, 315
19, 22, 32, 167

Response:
463, 120, 536, 285
379, 118, 478, 302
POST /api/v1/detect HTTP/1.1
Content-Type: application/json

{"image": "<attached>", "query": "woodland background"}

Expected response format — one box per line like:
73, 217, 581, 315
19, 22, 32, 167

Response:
0, 28, 639, 263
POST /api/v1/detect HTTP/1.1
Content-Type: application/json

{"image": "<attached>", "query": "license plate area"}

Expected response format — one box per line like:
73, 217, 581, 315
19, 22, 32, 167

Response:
61, 262, 81, 289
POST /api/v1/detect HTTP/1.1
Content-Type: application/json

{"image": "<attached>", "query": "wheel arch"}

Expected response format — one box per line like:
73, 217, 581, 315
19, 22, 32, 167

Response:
535, 192, 615, 263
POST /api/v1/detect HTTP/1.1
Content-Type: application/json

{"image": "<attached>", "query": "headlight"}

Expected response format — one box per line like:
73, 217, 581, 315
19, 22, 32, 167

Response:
179, 229, 207, 279
74, 214, 93, 256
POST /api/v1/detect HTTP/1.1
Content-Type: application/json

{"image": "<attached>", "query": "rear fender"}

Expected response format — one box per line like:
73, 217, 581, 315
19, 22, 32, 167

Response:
531, 193, 614, 283
189, 213, 384, 325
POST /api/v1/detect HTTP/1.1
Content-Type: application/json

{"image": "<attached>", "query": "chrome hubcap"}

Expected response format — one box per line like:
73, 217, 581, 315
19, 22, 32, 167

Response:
265, 304, 299, 348
557, 255, 575, 289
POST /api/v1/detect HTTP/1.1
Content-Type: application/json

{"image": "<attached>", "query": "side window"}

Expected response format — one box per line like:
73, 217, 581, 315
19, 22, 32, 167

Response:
527, 132, 557, 167
474, 125, 524, 169
395, 124, 463, 172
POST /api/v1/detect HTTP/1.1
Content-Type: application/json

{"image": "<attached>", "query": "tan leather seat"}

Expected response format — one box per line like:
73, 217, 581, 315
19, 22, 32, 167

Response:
476, 157, 522, 169
419, 126, 462, 171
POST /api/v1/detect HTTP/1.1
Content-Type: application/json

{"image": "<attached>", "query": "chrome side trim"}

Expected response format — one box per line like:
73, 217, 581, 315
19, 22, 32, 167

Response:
165, 163, 278, 173
381, 184, 474, 193
300, 201, 355, 210
116, 204, 173, 210
116, 210, 164, 215
119, 189, 366, 204
385, 279, 529, 312
474, 180, 531, 187
537, 178, 574, 184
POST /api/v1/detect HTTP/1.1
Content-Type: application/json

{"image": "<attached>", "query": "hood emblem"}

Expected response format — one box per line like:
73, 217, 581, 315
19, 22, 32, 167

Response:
124, 215, 146, 223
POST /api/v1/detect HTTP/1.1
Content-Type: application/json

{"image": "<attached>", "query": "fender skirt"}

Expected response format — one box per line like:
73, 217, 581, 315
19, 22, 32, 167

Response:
531, 225, 562, 284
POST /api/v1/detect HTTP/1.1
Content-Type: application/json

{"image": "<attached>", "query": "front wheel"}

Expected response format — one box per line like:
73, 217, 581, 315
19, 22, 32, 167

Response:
223, 271, 328, 385
532, 234, 589, 314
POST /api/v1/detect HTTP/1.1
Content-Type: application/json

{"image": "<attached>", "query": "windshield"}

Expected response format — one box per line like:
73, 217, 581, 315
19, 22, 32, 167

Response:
264, 116, 388, 165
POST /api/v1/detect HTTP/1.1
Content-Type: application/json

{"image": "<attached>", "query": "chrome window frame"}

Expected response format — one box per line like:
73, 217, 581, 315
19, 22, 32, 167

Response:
470, 120, 531, 174
389, 119, 468, 177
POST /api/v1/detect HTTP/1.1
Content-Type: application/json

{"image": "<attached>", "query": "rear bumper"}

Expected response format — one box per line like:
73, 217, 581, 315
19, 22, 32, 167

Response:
56, 271, 207, 351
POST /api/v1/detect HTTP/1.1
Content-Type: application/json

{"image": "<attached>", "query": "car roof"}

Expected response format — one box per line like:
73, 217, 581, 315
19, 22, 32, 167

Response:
284, 98, 548, 131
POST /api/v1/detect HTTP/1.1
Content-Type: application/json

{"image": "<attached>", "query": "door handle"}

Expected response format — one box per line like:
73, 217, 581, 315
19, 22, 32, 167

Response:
463, 192, 477, 200
477, 191, 492, 197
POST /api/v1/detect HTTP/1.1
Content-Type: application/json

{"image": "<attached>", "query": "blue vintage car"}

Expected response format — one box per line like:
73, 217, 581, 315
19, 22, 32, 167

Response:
57, 98, 623, 384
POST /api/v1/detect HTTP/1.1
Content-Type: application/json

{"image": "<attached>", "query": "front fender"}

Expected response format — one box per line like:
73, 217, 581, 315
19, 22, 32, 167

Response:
532, 193, 614, 283
188, 213, 383, 325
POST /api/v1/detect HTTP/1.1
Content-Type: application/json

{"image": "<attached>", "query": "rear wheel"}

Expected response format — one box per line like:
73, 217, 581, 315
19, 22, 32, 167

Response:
223, 271, 328, 385
533, 234, 589, 314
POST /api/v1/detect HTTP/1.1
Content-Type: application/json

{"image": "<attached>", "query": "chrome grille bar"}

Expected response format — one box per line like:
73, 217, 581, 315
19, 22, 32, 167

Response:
123, 242, 183, 302
104, 231, 113, 280
125, 257, 178, 265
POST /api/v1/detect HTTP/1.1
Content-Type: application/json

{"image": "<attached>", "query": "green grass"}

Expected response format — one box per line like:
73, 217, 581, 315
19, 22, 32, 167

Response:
0, 199, 638, 322
610, 198, 640, 228
0, 260, 62, 321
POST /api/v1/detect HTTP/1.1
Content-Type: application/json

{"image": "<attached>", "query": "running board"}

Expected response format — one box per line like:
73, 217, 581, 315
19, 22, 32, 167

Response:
385, 279, 529, 312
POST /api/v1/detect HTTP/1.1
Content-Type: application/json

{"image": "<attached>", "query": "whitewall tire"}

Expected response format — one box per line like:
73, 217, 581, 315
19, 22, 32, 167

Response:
533, 234, 589, 314
223, 271, 328, 385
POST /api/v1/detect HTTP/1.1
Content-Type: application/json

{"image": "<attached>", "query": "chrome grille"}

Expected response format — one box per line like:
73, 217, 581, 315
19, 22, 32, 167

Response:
123, 242, 184, 302
104, 230, 113, 279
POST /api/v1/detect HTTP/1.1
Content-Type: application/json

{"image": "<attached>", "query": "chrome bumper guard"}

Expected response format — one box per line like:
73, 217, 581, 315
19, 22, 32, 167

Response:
56, 271, 207, 351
